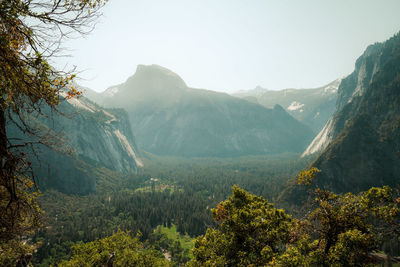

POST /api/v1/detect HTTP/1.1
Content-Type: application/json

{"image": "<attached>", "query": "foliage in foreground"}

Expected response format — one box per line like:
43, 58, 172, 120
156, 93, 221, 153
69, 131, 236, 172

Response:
188, 169, 400, 266
0, 238, 36, 267
0, 0, 106, 263
33, 154, 308, 265
58, 230, 170, 267
150, 224, 194, 264
188, 185, 292, 267
38, 168, 399, 266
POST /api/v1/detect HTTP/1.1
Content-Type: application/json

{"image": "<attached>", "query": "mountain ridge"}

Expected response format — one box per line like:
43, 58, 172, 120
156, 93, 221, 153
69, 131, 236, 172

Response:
233, 79, 341, 133
87, 64, 315, 157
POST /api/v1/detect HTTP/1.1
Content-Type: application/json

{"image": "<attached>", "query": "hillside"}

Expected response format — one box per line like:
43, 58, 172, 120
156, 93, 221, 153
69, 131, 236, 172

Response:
233, 79, 341, 133
281, 33, 400, 204
89, 64, 314, 157
9, 94, 142, 194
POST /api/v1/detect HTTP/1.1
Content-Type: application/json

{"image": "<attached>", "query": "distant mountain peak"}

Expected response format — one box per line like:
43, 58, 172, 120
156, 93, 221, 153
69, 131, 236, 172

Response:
94, 64, 314, 157
322, 78, 342, 94
232, 78, 341, 133
132, 64, 187, 89
136, 64, 176, 74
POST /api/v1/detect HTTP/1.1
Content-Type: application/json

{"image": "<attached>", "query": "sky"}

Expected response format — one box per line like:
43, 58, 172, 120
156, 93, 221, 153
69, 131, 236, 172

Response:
56, 0, 400, 93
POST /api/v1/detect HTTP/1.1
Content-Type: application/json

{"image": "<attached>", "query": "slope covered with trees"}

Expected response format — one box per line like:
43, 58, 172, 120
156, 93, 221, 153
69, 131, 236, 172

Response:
33, 167, 400, 266
32, 154, 311, 265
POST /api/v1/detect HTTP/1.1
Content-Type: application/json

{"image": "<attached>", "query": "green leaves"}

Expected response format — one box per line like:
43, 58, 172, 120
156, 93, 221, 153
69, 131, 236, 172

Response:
189, 181, 400, 266
0, 0, 107, 262
59, 230, 170, 267
277, 181, 400, 266
297, 167, 320, 186
190, 186, 293, 266
329, 229, 374, 266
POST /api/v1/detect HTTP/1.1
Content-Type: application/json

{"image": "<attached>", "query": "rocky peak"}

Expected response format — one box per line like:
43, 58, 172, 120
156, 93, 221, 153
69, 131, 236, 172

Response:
100, 64, 189, 108
126, 64, 187, 91
337, 42, 384, 111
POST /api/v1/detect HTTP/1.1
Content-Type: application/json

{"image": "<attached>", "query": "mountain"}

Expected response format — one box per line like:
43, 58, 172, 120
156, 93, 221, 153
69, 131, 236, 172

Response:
91, 64, 314, 157
233, 80, 341, 133
10, 94, 142, 194
48, 93, 142, 173
281, 33, 400, 202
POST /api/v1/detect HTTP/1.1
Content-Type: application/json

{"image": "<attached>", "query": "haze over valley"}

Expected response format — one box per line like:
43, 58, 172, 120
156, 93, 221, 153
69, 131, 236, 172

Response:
2, 1, 400, 266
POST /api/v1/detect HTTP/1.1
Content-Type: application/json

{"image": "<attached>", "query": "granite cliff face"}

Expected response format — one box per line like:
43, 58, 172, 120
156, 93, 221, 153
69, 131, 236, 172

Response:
302, 43, 385, 157
311, 34, 400, 192
48, 93, 142, 173
92, 64, 314, 157
11, 94, 142, 194
233, 79, 341, 134
282, 33, 400, 202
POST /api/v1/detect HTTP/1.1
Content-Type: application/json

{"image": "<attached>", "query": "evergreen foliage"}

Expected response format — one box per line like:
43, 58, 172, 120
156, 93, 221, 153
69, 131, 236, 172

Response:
32, 155, 310, 265
189, 169, 400, 266
58, 230, 169, 267
189, 186, 292, 266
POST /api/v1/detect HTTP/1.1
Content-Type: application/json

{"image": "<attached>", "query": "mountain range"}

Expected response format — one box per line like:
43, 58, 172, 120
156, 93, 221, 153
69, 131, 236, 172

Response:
24, 32, 400, 198
233, 79, 341, 133
87, 64, 315, 157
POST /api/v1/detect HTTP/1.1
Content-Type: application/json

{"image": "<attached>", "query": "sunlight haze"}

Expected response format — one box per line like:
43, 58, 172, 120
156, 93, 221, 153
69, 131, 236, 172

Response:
57, 0, 400, 92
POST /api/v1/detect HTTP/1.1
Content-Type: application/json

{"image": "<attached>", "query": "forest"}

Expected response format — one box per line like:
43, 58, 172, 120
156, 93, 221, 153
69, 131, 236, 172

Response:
32, 154, 313, 266
30, 163, 400, 266
2, 1, 400, 266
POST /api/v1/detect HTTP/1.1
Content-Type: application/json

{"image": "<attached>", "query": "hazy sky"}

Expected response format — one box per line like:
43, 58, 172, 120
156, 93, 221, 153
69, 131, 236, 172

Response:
56, 0, 400, 93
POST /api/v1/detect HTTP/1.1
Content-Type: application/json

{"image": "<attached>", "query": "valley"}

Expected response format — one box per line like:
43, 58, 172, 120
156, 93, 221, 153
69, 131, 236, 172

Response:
32, 153, 313, 266
2, 2, 400, 265
18, 33, 400, 266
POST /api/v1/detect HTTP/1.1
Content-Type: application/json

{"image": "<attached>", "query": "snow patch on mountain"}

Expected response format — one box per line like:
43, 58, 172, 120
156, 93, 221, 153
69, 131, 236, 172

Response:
324, 85, 338, 93
323, 78, 342, 94
287, 101, 305, 111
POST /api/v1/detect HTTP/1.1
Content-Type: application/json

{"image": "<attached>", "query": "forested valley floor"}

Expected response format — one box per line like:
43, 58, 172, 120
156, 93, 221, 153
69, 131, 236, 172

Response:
32, 153, 312, 266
